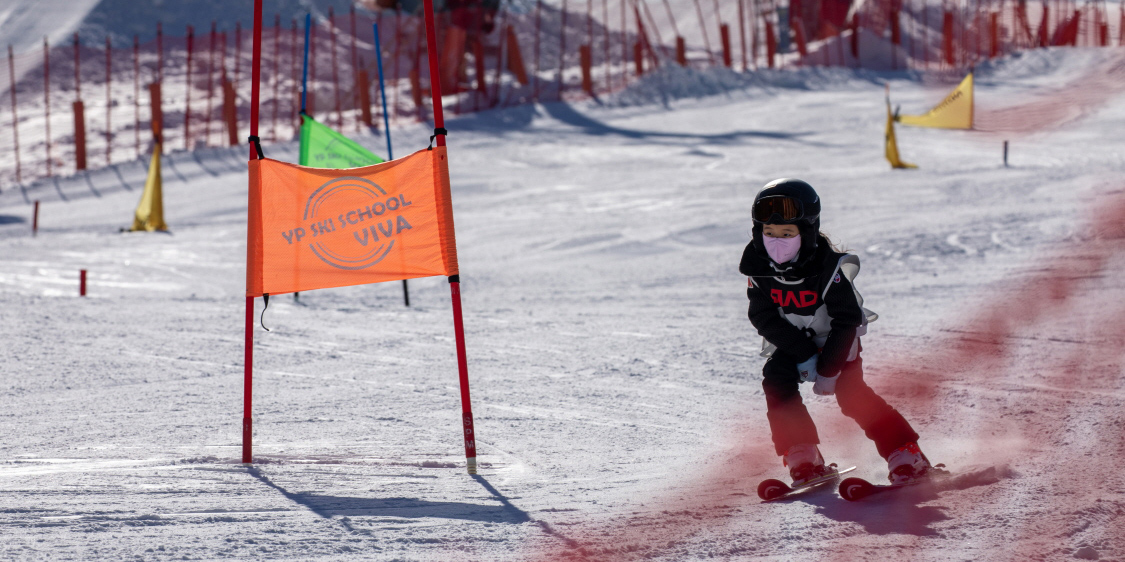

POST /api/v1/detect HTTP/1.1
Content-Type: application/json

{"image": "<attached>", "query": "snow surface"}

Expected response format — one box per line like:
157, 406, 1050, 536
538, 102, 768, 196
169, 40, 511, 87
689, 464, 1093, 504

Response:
2, 47, 1125, 561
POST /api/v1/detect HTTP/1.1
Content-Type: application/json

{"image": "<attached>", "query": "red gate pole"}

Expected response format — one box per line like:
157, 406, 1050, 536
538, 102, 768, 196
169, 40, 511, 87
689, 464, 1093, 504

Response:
80, 269, 87, 297
8, 45, 20, 184
422, 0, 478, 476
43, 38, 52, 177
32, 200, 39, 236
244, 0, 264, 466
185, 25, 194, 150
105, 36, 112, 166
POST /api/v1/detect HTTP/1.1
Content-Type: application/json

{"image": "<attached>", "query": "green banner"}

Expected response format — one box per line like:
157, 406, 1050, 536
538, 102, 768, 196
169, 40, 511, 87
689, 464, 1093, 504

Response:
299, 114, 385, 168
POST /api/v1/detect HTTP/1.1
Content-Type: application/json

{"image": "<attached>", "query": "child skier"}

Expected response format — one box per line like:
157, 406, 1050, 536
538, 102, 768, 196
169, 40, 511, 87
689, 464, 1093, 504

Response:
739, 178, 934, 486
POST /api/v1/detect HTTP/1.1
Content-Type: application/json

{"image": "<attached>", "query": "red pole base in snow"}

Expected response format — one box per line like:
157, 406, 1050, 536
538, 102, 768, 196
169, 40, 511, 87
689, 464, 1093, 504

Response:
243, 295, 255, 464
242, 417, 252, 464
449, 279, 478, 474
79, 269, 87, 296
32, 200, 39, 237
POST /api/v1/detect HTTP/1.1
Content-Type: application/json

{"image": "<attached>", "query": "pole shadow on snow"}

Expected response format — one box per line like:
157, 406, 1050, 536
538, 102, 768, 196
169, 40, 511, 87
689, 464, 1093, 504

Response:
471, 474, 584, 549
82, 171, 102, 198
446, 102, 823, 147
245, 466, 524, 524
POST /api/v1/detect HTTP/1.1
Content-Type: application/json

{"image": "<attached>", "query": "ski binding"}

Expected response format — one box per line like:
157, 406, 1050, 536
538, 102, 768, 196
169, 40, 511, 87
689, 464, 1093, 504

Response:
838, 465, 950, 501
758, 464, 856, 502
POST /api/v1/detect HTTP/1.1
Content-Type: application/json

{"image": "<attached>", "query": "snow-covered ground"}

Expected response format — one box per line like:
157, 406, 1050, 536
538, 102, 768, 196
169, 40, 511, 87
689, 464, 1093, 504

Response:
2, 47, 1125, 561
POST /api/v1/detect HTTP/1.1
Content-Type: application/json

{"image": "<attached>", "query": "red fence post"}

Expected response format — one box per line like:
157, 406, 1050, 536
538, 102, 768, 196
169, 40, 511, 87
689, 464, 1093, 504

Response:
105, 36, 112, 166
534, 0, 542, 101
149, 82, 163, 144
580, 45, 594, 94
291, 20, 299, 130
990, 11, 1000, 57
738, 0, 748, 70
73, 34, 87, 172
235, 22, 242, 94
943, 11, 955, 66
7, 45, 20, 184
351, 6, 360, 132
558, 0, 569, 101
765, 18, 777, 68
206, 21, 217, 147
721, 23, 734, 66
43, 37, 52, 177
391, 13, 402, 125
329, 7, 343, 128
185, 25, 194, 150
134, 36, 140, 159
272, 14, 281, 141
157, 22, 164, 83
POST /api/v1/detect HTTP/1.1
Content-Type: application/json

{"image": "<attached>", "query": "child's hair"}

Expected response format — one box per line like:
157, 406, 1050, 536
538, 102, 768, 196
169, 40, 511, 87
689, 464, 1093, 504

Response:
819, 231, 848, 253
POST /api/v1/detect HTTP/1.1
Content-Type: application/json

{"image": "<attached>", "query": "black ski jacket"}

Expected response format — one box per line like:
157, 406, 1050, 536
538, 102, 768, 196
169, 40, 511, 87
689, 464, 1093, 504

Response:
739, 235, 867, 379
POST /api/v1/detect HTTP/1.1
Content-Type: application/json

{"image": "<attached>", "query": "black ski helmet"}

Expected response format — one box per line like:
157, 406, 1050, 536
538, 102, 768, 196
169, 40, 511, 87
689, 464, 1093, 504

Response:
751, 178, 822, 266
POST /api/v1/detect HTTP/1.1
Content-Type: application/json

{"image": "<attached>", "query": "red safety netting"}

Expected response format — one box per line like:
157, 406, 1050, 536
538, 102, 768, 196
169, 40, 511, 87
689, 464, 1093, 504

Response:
1, 0, 1122, 189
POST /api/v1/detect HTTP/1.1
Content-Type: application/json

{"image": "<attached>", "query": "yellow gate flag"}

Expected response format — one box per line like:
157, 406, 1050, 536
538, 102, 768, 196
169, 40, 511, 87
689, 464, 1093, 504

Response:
886, 99, 917, 169
897, 73, 973, 129
130, 142, 169, 231
246, 147, 459, 297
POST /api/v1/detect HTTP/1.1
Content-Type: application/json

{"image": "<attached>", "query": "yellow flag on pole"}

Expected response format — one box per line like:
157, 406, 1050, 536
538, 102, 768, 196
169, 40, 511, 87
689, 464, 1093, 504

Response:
896, 73, 974, 129
130, 142, 169, 232
885, 90, 917, 170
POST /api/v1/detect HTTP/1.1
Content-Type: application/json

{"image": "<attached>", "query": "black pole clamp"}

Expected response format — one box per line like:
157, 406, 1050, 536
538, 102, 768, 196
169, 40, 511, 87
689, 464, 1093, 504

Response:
248, 135, 265, 160
428, 127, 448, 150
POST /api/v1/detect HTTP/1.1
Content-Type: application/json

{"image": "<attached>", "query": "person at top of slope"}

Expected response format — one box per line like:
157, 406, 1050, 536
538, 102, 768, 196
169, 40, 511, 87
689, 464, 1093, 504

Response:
739, 178, 934, 486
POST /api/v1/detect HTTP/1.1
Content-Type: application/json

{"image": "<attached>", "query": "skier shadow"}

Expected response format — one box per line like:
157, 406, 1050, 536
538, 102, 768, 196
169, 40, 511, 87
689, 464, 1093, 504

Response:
804, 486, 951, 536
446, 102, 822, 147
246, 467, 529, 526
807, 466, 1011, 535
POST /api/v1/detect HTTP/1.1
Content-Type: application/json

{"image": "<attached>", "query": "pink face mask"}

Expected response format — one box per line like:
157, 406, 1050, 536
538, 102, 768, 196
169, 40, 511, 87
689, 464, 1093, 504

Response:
763, 234, 801, 264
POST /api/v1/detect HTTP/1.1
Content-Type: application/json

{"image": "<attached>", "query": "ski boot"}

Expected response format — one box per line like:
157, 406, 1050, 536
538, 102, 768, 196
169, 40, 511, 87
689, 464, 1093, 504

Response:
886, 442, 934, 485
784, 443, 832, 486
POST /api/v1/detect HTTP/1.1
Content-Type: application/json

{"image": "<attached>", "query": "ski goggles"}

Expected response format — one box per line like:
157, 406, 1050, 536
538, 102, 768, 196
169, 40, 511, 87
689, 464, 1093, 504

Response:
752, 195, 806, 224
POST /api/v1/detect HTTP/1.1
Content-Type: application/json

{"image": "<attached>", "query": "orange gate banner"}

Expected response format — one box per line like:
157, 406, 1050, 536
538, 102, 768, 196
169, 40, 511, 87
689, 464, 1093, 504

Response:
246, 146, 459, 296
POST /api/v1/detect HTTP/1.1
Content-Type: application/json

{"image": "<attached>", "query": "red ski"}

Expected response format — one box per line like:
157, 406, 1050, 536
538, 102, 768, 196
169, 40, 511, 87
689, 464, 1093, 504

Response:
838, 465, 951, 501
758, 465, 856, 502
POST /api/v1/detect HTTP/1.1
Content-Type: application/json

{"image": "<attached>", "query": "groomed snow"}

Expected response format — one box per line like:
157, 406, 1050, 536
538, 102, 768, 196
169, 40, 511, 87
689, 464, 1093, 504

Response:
2, 48, 1124, 561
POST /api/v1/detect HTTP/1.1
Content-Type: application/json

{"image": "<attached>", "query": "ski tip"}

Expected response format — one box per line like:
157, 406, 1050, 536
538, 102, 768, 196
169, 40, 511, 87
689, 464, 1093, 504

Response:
758, 479, 791, 501
838, 477, 876, 502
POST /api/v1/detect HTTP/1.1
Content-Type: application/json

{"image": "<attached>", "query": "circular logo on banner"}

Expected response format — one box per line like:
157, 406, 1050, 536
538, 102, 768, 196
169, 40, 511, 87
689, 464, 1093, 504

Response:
301, 176, 413, 270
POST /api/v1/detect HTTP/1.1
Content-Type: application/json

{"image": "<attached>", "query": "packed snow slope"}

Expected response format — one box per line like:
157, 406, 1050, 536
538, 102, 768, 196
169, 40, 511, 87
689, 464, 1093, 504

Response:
2, 48, 1125, 561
